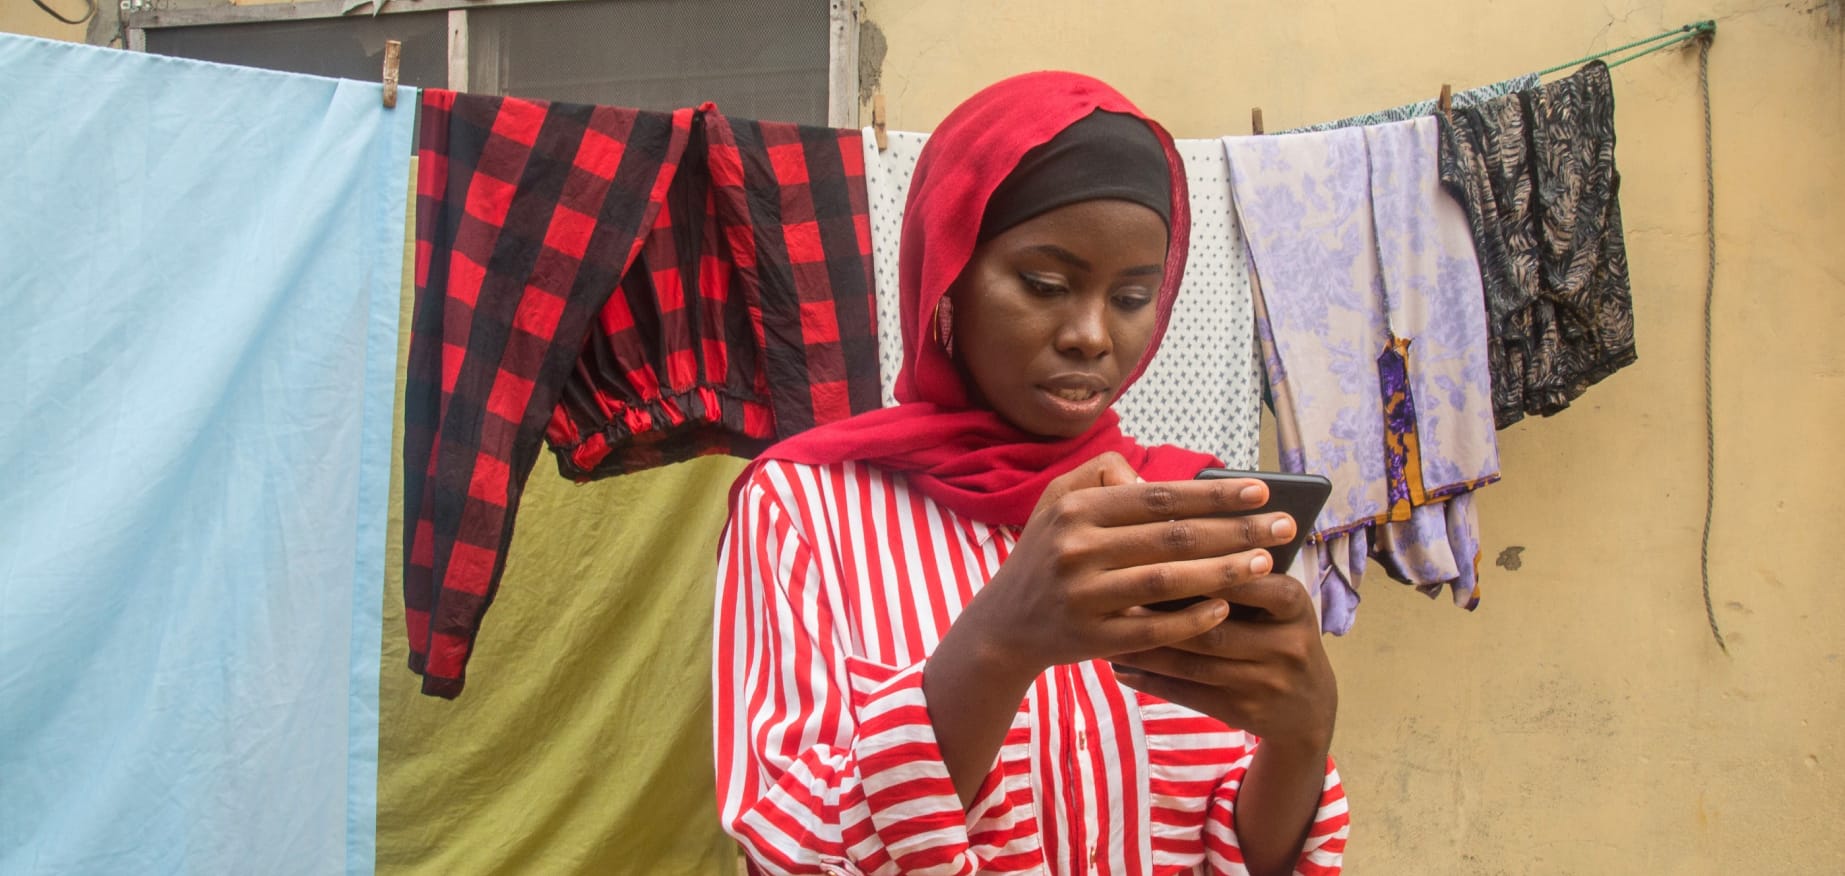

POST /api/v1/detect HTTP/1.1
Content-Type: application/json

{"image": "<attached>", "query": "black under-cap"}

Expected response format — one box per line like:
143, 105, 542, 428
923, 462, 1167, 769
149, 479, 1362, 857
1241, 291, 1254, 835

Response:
978, 109, 1172, 241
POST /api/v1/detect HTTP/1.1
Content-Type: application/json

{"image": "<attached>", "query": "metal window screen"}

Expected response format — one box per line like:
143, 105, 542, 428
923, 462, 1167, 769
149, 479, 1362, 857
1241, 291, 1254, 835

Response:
144, 14, 449, 90
471, 0, 829, 124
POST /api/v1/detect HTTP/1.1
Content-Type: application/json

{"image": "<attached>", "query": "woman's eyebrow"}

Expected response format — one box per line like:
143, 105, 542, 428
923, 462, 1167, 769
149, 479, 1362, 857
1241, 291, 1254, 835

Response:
1120, 264, 1163, 278
1023, 244, 1092, 272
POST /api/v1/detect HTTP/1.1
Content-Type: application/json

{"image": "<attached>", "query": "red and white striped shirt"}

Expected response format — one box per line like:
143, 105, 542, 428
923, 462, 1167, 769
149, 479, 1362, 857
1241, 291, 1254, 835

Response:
715, 459, 1349, 875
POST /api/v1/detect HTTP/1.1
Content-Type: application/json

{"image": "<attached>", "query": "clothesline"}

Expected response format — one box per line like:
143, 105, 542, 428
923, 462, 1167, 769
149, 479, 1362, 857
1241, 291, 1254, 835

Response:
1546, 20, 1725, 653
1463, 18, 1730, 654
1234, 20, 1715, 137
1537, 20, 1717, 76
1427, 21, 1718, 106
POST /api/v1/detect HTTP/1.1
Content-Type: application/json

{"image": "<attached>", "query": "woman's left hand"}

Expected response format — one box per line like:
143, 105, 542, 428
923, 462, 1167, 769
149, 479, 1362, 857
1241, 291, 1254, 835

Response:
1110, 572, 1337, 753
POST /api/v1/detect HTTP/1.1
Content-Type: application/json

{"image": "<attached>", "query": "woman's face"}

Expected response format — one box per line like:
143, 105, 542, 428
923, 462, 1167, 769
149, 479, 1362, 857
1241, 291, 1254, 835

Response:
950, 198, 1169, 439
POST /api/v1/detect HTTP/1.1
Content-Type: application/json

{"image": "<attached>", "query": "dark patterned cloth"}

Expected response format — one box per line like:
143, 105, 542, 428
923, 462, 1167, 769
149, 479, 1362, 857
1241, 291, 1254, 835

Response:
1439, 61, 1637, 428
406, 90, 879, 698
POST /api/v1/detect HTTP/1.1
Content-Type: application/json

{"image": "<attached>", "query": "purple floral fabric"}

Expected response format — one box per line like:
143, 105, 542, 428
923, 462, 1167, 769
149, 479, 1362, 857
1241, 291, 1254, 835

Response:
1228, 117, 1497, 633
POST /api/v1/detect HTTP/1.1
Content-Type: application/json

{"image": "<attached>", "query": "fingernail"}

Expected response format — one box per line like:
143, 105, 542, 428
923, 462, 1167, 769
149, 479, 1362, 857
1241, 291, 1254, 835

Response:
1136, 476, 1147, 483
1270, 517, 1295, 539
1211, 600, 1230, 619
1239, 484, 1263, 503
1251, 552, 1273, 574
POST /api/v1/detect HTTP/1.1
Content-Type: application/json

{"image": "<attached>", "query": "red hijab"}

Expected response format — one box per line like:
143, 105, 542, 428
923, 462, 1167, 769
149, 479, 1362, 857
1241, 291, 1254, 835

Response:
737, 71, 1215, 526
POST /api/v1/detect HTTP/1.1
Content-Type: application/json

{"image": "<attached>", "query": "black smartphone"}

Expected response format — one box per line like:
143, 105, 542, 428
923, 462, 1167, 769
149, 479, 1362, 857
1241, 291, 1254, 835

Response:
1144, 468, 1332, 611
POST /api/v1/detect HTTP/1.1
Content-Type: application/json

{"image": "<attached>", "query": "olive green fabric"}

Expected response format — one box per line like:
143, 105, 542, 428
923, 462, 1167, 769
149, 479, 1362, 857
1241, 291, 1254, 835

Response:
377, 159, 741, 876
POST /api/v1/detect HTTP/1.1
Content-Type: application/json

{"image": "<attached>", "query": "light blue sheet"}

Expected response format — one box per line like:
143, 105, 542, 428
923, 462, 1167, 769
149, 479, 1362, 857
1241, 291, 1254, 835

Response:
0, 35, 413, 876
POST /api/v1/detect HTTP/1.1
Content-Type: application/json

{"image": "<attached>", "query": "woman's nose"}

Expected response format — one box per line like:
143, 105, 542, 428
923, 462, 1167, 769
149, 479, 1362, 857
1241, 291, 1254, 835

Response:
1055, 296, 1111, 359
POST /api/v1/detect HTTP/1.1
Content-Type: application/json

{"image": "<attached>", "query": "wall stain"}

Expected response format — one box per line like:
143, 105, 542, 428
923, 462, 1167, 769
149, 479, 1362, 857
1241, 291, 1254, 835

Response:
858, 19, 887, 107
1495, 545, 1526, 571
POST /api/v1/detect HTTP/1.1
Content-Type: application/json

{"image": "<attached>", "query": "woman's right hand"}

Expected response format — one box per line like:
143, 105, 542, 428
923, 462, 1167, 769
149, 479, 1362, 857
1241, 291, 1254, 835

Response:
925, 451, 1296, 805
953, 451, 1298, 679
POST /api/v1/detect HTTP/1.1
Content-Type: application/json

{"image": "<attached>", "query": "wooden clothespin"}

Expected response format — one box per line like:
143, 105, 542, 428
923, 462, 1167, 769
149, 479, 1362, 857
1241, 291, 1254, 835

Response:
872, 91, 888, 151
1251, 107, 1265, 135
1437, 83, 1453, 120
382, 39, 402, 109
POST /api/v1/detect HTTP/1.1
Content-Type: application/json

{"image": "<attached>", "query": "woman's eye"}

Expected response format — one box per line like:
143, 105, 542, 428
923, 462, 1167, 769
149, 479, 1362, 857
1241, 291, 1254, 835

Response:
1020, 274, 1066, 296
1113, 290, 1155, 311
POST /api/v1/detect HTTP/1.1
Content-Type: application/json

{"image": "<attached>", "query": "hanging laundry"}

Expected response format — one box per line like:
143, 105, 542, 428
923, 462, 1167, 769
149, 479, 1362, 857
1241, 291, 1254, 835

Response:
407, 92, 879, 698
862, 129, 928, 408
1249, 289, 1369, 628
1439, 61, 1636, 428
1283, 73, 1541, 133
547, 114, 881, 479
1226, 117, 1499, 634
862, 132, 1263, 466
0, 34, 412, 875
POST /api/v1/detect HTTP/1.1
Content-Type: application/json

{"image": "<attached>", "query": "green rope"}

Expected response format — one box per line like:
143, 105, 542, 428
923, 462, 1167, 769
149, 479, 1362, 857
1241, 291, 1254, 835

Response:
1537, 20, 1717, 77
32, 0, 94, 25
1695, 32, 1727, 655
1605, 31, 1701, 69
1539, 22, 1726, 651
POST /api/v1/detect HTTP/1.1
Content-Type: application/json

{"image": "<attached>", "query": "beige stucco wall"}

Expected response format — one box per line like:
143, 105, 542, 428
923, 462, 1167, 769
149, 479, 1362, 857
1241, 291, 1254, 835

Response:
865, 1, 1844, 871
1, 2, 86, 41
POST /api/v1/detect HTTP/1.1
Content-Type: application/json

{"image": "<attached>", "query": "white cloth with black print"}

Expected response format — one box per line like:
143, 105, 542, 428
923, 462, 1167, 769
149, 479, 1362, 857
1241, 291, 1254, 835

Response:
862, 129, 928, 410
861, 131, 1261, 468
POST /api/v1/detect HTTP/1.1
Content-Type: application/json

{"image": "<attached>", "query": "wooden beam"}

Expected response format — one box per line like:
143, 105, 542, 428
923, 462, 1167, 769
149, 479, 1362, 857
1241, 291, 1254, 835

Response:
126, 0, 559, 31
446, 8, 469, 92
827, 0, 859, 128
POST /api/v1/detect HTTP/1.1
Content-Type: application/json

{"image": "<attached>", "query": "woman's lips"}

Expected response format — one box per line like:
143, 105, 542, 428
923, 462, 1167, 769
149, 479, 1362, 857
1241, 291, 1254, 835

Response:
1036, 383, 1110, 420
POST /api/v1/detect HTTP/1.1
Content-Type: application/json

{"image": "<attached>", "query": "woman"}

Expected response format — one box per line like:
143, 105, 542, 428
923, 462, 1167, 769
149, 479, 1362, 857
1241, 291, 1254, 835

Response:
714, 72, 1346, 876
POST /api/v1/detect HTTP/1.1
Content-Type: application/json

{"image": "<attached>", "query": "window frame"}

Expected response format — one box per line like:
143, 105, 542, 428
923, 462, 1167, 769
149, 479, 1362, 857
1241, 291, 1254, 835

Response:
112, 0, 859, 126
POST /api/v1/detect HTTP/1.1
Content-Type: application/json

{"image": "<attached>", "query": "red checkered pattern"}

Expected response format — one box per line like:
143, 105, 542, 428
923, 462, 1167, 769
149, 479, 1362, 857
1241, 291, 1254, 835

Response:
545, 112, 879, 480
405, 91, 879, 698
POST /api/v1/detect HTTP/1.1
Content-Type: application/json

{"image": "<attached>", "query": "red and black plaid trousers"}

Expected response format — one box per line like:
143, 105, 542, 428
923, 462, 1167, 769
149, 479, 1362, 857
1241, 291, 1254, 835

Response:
405, 90, 879, 698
